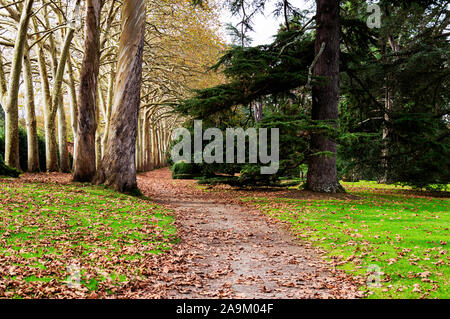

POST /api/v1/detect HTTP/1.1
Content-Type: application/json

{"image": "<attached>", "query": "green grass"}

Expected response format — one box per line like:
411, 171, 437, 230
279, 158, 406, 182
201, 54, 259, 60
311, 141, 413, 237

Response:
244, 182, 449, 299
0, 179, 177, 298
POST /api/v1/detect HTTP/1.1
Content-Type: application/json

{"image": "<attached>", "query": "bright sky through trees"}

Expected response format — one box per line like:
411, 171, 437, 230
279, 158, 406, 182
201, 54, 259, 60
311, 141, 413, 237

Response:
219, 0, 313, 45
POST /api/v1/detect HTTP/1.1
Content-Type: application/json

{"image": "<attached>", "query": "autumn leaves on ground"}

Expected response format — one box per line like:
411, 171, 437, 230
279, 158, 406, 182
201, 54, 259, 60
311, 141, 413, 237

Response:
0, 169, 448, 299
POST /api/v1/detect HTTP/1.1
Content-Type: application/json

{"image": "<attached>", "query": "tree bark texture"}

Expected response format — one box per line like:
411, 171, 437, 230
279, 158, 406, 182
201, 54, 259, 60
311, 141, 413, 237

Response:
73, 0, 103, 182
94, 0, 146, 192
306, 0, 344, 193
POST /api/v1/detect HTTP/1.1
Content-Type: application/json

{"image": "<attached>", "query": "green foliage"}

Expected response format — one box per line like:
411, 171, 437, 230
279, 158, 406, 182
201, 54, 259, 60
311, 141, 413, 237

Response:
339, 0, 450, 189
172, 161, 194, 175
0, 119, 21, 177
387, 113, 450, 189
169, 109, 340, 186
176, 0, 450, 190
172, 27, 322, 186
171, 161, 201, 180
0, 154, 21, 177
0, 124, 46, 172
175, 32, 314, 118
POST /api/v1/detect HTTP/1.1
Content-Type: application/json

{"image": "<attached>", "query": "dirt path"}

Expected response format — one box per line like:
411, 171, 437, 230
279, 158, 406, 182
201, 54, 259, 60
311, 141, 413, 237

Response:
137, 168, 361, 299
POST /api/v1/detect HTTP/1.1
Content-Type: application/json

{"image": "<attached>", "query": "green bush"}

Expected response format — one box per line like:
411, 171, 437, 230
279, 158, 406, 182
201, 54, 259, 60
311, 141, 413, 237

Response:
171, 161, 200, 179
0, 123, 46, 172
172, 161, 193, 174
0, 154, 20, 177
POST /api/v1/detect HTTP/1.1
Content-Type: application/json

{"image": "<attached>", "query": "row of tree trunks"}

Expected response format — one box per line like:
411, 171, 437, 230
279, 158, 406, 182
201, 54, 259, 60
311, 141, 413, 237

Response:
4, 0, 35, 169
0, 0, 197, 194
135, 114, 171, 173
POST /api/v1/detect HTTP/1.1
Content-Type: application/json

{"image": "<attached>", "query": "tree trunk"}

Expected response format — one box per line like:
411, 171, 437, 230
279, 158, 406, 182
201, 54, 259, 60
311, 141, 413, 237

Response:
58, 95, 70, 172
306, 0, 344, 193
33, 17, 54, 172
380, 36, 400, 184
0, 50, 7, 106
23, 44, 40, 172
67, 57, 78, 165
4, 0, 34, 169
94, 0, 146, 192
41, 5, 59, 172
73, 0, 103, 182
50, 30, 75, 172
101, 65, 115, 157
252, 100, 263, 122
95, 89, 102, 169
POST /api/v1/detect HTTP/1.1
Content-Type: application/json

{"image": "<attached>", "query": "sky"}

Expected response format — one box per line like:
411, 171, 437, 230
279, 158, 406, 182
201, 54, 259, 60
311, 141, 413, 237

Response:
219, 0, 314, 45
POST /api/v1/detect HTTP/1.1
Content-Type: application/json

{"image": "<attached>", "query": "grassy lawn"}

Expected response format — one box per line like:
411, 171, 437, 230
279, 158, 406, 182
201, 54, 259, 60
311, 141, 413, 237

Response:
244, 181, 449, 299
0, 178, 177, 298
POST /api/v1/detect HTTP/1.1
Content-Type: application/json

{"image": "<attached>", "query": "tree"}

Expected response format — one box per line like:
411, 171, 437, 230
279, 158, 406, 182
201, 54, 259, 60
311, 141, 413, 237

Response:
23, 43, 40, 172
189, 0, 346, 192
338, 0, 450, 189
306, 0, 344, 193
30, 1, 77, 172
4, 0, 34, 169
94, 0, 147, 192
73, 0, 103, 182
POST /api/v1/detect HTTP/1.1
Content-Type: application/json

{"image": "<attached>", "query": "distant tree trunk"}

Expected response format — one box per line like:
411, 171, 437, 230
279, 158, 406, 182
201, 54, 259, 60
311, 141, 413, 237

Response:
95, 89, 102, 169
33, 24, 53, 172
41, 5, 58, 172
4, 0, 34, 169
136, 114, 141, 172
380, 36, 400, 184
152, 126, 158, 168
101, 65, 115, 157
94, 0, 146, 192
0, 50, 7, 106
45, 29, 75, 172
23, 44, 40, 172
73, 0, 103, 182
252, 100, 263, 122
58, 95, 70, 172
306, 0, 344, 193
67, 57, 78, 168
142, 109, 150, 171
